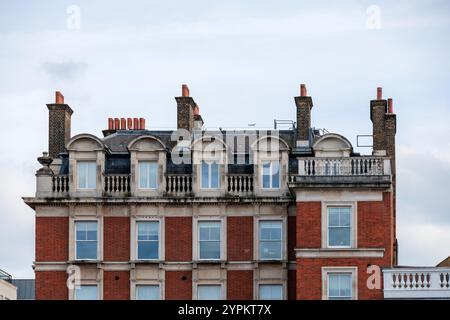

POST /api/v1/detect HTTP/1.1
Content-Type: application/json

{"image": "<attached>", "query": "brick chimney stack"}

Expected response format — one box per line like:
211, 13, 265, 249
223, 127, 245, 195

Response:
370, 87, 388, 156
193, 104, 204, 129
294, 84, 314, 147
47, 91, 73, 158
176, 84, 197, 132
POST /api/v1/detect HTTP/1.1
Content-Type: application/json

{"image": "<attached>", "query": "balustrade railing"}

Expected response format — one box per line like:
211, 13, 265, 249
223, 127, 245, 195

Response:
166, 174, 192, 195
383, 268, 450, 299
227, 174, 254, 195
296, 157, 390, 176
52, 175, 69, 194
104, 174, 130, 194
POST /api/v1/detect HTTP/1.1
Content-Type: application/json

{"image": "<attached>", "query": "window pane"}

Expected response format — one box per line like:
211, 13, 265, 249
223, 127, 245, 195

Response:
137, 222, 159, 240
260, 221, 282, 240
199, 241, 220, 259
87, 162, 96, 189
260, 241, 282, 259
138, 241, 159, 260
136, 285, 160, 300
201, 161, 209, 188
210, 162, 219, 188
259, 284, 282, 300
272, 161, 280, 188
329, 227, 351, 246
262, 162, 270, 188
139, 162, 148, 188
199, 222, 221, 240
328, 274, 352, 300
77, 162, 87, 189
75, 285, 97, 300
76, 241, 97, 259
149, 163, 158, 189
198, 285, 221, 300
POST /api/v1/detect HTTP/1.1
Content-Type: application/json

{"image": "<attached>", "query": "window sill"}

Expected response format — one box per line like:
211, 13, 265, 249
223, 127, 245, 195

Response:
295, 248, 385, 258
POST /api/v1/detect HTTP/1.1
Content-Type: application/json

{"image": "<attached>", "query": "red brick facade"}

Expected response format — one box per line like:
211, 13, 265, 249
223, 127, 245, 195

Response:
103, 271, 130, 300
227, 216, 253, 261
227, 270, 253, 299
35, 271, 68, 300
36, 217, 68, 262
103, 217, 130, 261
165, 270, 192, 300
165, 217, 192, 262
296, 193, 393, 300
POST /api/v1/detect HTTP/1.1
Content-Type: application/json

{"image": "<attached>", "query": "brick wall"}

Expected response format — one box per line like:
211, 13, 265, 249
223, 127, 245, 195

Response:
296, 202, 321, 248
103, 271, 130, 300
227, 270, 253, 299
296, 258, 385, 300
165, 217, 192, 261
36, 217, 68, 261
227, 216, 253, 261
165, 270, 192, 300
103, 217, 130, 261
35, 271, 68, 300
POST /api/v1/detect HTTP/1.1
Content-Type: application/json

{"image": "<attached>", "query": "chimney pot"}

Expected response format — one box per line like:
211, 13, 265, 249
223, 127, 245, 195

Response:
120, 118, 126, 130
388, 98, 393, 113
300, 84, 307, 97
182, 84, 190, 97
55, 91, 64, 104
139, 118, 145, 130
108, 118, 114, 130
193, 105, 200, 116
127, 118, 133, 129
133, 118, 139, 130
114, 118, 120, 130
377, 87, 383, 100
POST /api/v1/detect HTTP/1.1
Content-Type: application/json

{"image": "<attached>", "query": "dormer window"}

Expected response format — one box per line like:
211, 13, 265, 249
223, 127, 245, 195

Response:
139, 161, 158, 189
201, 161, 220, 189
261, 161, 280, 189
77, 161, 96, 189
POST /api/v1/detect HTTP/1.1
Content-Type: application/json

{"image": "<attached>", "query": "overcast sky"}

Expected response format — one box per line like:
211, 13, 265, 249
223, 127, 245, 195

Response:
1, 0, 449, 278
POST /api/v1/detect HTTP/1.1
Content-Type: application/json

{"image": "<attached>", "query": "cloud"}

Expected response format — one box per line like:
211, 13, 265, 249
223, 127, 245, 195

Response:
41, 60, 88, 81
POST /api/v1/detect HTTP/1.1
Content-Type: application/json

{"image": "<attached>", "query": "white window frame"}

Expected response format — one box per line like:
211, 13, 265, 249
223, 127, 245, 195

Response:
196, 284, 224, 300
259, 220, 283, 261
261, 160, 280, 189
138, 161, 159, 190
75, 220, 99, 261
322, 202, 357, 249
322, 267, 358, 300
196, 220, 223, 261
77, 161, 97, 190
136, 221, 160, 260
200, 161, 220, 189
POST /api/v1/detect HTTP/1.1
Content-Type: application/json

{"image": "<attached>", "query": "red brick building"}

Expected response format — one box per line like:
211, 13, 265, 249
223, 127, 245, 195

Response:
24, 84, 397, 300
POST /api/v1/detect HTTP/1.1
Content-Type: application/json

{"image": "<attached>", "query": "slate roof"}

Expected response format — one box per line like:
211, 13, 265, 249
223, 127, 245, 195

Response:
60, 129, 300, 175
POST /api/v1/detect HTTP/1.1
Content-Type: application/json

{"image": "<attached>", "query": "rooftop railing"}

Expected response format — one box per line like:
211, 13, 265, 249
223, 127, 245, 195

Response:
383, 268, 450, 299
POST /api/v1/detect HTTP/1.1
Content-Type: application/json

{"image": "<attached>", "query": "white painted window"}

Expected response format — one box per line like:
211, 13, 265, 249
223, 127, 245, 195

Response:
259, 221, 282, 260
328, 273, 352, 300
198, 221, 221, 260
259, 284, 283, 300
77, 161, 96, 189
75, 221, 97, 260
139, 161, 158, 189
328, 207, 351, 247
261, 161, 280, 189
136, 285, 160, 300
75, 285, 98, 300
197, 285, 222, 300
201, 161, 220, 189
137, 221, 159, 260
